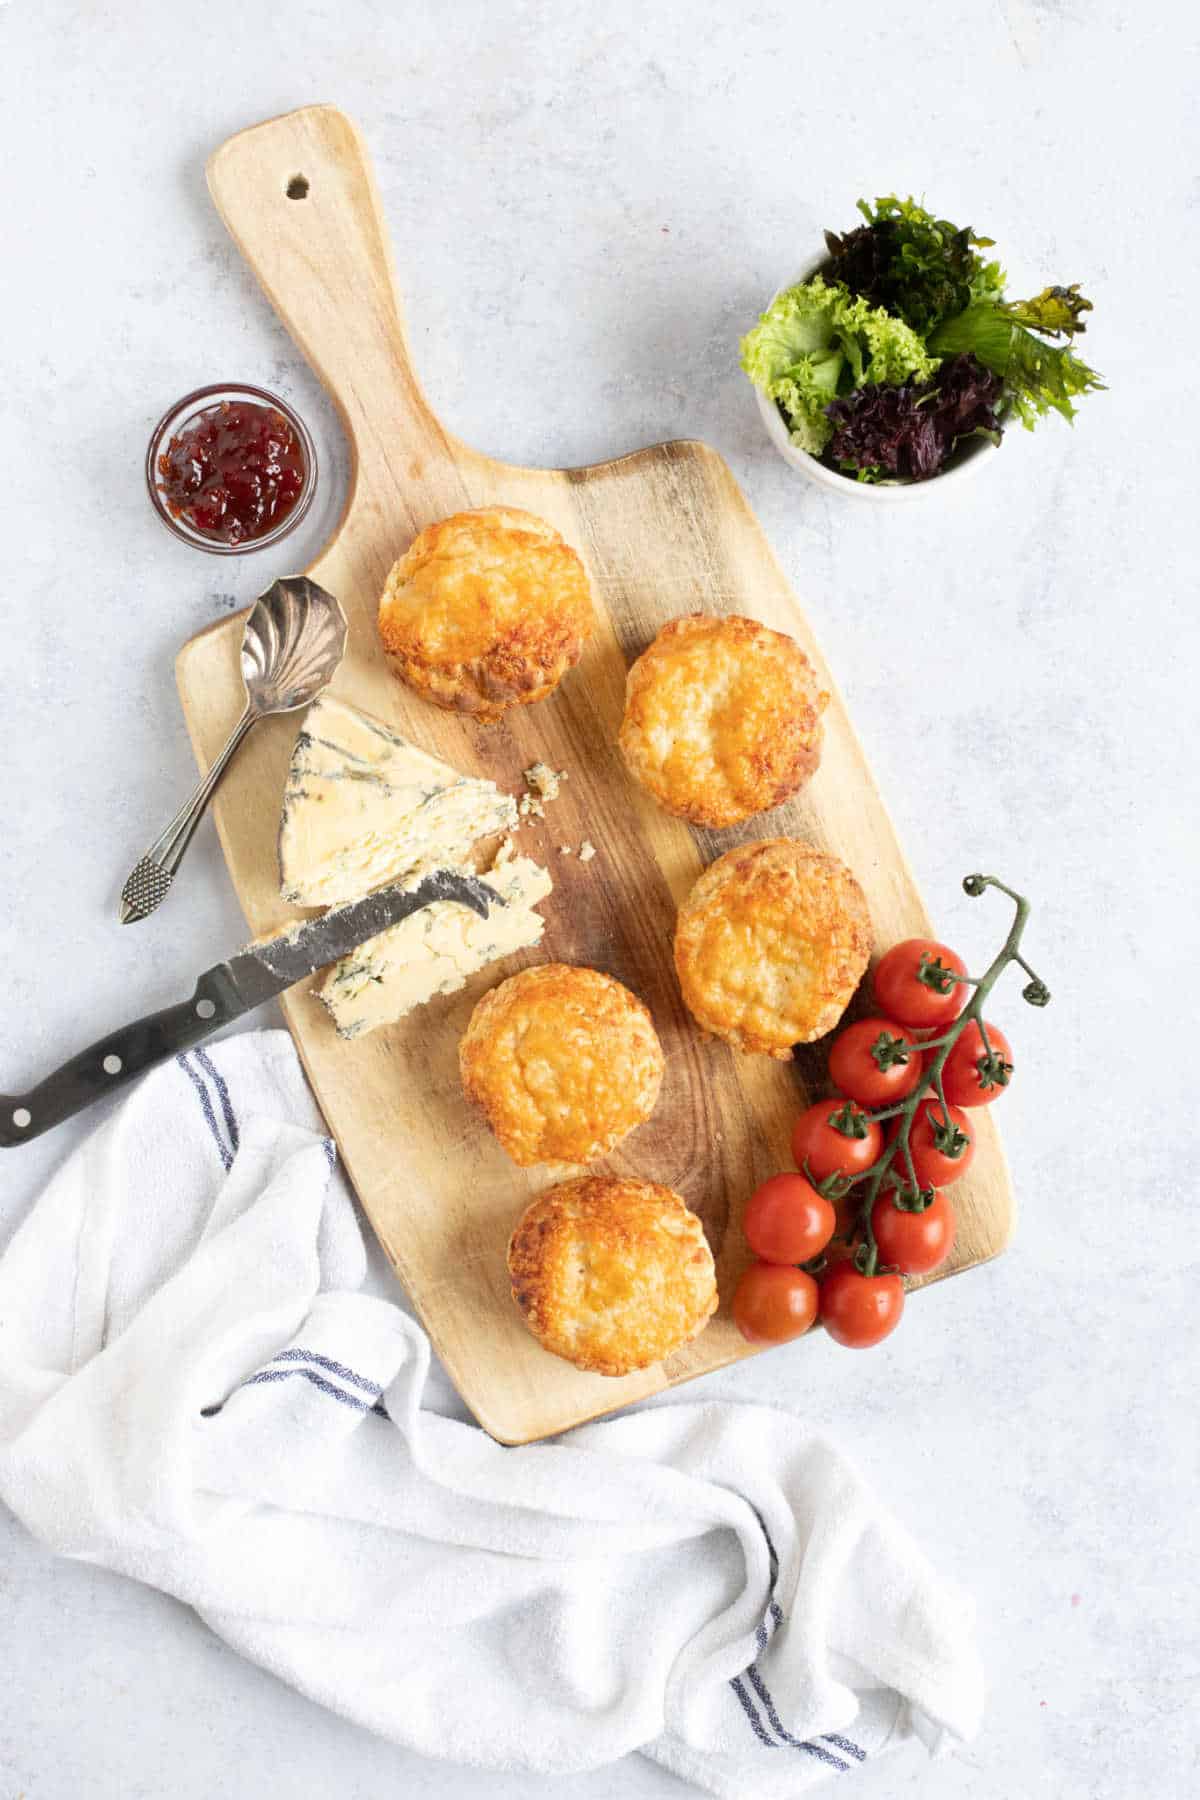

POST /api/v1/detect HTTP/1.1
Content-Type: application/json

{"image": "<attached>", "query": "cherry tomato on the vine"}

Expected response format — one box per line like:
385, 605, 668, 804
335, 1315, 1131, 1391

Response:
827, 1017, 924, 1109
733, 1263, 819, 1344
872, 938, 968, 1031
791, 1100, 883, 1189
742, 1175, 836, 1266
895, 1098, 976, 1188
818, 1262, 905, 1349
942, 1020, 1013, 1108
870, 1189, 957, 1276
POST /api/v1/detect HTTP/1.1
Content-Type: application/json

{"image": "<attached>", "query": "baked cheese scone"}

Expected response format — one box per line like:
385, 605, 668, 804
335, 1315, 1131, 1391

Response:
619, 612, 828, 829
459, 963, 664, 1166
507, 1176, 717, 1376
377, 507, 594, 722
674, 838, 870, 1057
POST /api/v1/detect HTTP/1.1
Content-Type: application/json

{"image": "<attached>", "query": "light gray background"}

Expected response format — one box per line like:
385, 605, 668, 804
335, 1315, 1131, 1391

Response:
0, 2, 1195, 1796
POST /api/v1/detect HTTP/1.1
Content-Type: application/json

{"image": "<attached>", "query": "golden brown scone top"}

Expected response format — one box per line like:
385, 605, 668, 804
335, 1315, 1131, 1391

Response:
459, 963, 665, 1166
507, 1175, 717, 1376
377, 507, 594, 722
674, 838, 871, 1058
618, 612, 829, 829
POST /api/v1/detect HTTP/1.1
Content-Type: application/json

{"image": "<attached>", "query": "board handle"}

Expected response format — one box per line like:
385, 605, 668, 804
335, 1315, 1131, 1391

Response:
206, 105, 455, 519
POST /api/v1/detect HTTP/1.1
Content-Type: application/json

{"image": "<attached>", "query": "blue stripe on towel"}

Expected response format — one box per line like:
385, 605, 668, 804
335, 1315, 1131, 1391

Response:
176, 1054, 232, 1170
729, 1676, 776, 1748
194, 1046, 239, 1155
201, 1351, 391, 1421
245, 1367, 375, 1413
737, 1510, 866, 1767
271, 1348, 383, 1396
823, 1735, 867, 1762
744, 1666, 849, 1769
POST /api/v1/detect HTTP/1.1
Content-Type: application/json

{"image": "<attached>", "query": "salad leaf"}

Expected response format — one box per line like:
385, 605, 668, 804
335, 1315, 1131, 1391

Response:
824, 353, 1004, 482
1001, 283, 1092, 338
740, 276, 937, 454
824, 195, 1002, 337
738, 278, 847, 388
929, 294, 1104, 427
771, 353, 845, 455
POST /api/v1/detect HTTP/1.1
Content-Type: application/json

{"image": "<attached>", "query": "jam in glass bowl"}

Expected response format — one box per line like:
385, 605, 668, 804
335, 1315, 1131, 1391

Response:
145, 383, 317, 554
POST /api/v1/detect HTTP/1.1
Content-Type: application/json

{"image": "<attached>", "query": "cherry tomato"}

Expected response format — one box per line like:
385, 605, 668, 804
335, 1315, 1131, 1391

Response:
895, 1098, 976, 1188
818, 1262, 905, 1349
791, 1101, 883, 1189
942, 1020, 1013, 1108
872, 938, 968, 1031
743, 1175, 836, 1266
870, 1189, 957, 1276
733, 1263, 819, 1344
827, 1017, 924, 1109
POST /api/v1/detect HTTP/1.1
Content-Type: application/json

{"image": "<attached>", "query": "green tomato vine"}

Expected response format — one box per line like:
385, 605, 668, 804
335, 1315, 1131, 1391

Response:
804, 874, 1049, 1277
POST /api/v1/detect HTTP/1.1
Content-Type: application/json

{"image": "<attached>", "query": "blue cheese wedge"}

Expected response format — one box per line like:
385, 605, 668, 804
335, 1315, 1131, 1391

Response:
279, 695, 518, 908
318, 850, 553, 1039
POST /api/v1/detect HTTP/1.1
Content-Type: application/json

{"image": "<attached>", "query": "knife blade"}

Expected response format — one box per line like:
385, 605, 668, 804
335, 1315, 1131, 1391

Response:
222, 868, 501, 1009
0, 869, 503, 1150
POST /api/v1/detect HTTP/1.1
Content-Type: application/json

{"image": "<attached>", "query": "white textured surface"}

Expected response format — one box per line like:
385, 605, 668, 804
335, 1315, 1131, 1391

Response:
0, 2, 1194, 1797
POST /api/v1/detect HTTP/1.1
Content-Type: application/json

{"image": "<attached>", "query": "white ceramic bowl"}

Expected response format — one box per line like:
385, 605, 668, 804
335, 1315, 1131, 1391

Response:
752, 256, 1001, 501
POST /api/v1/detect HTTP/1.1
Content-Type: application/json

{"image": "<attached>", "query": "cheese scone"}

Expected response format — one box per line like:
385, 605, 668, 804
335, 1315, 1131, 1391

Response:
459, 963, 664, 1166
619, 612, 828, 828
377, 507, 594, 722
674, 839, 870, 1057
507, 1176, 717, 1376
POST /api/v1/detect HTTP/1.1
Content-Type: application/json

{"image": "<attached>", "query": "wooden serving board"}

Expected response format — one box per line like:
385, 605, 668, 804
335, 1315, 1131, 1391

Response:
177, 106, 1013, 1443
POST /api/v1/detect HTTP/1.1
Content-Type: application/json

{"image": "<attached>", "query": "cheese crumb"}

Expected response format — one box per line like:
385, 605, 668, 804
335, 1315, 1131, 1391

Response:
578, 840, 596, 862
518, 763, 569, 823
524, 762, 566, 802
558, 843, 573, 856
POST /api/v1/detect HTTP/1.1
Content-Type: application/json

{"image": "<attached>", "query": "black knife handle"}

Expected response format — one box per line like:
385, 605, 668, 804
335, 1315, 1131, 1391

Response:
0, 966, 245, 1149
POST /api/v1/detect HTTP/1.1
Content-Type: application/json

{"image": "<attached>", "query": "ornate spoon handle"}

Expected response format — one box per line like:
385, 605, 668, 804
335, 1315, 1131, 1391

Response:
118, 704, 256, 923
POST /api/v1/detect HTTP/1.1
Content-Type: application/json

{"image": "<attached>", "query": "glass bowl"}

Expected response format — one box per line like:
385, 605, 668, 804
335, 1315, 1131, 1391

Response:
145, 382, 318, 554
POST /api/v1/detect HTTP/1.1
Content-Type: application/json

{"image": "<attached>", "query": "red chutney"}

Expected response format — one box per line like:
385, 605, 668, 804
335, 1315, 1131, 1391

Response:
156, 400, 306, 546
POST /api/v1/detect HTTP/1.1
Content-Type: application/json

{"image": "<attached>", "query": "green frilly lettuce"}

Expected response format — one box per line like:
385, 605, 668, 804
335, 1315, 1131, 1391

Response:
929, 289, 1105, 427
740, 277, 938, 453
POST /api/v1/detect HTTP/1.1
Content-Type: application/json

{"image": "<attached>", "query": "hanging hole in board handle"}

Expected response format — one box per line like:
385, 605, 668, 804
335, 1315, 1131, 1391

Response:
286, 174, 309, 200
196, 998, 216, 1021
12, 1107, 31, 1130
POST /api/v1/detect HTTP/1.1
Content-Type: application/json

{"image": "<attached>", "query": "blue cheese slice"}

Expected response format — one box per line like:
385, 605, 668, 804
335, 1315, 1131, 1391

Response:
318, 851, 553, 1039
279, 694, 518, 908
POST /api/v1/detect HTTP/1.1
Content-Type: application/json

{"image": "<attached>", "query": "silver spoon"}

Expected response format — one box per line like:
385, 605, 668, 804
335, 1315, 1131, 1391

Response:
119, 577, 347, 923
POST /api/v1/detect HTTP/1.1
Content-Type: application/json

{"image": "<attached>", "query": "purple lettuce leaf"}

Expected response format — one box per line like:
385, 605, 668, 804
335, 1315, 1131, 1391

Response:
823, 353, 1004, 482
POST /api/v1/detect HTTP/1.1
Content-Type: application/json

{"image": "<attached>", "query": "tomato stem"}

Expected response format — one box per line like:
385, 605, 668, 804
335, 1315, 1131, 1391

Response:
830, 876, 1047, 1258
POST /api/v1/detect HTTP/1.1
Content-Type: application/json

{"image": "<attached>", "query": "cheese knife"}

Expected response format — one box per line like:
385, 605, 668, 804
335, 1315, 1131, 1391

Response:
1, 870, 502, 1149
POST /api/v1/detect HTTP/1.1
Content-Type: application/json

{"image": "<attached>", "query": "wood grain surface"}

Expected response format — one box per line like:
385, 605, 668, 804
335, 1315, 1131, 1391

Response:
176, 105, 1013, 1443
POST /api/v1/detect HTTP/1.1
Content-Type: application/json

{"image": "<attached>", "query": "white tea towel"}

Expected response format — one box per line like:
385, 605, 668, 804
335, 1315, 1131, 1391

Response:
0, 1030, 983, 1796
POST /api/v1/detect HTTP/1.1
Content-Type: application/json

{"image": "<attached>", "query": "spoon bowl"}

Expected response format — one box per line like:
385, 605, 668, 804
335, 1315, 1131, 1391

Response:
241, 576, 348, 715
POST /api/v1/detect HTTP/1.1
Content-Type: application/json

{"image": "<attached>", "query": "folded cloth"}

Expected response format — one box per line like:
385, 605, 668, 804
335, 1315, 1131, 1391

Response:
0, 1030, 983, 1795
